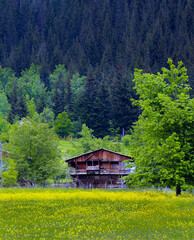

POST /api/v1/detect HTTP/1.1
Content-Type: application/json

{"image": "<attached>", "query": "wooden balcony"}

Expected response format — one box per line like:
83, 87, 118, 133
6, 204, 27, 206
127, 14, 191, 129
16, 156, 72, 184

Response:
69, 168, 131, 175
87, 166, 100, 171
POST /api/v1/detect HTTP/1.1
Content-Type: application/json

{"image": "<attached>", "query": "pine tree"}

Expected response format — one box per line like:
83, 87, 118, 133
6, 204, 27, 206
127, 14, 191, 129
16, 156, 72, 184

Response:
93, 73, 110, 137
7, 79, 27, 123
52, 72, 66, 117
15, 88, 27, 119
77, 68, 99, 136
109, 66, 137, 134
37, 86, 47, 114
7, 80, 19, 123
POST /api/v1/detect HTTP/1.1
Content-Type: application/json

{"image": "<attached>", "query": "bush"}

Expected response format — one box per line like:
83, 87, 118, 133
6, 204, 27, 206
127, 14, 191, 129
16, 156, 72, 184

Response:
122, 135, 130, 147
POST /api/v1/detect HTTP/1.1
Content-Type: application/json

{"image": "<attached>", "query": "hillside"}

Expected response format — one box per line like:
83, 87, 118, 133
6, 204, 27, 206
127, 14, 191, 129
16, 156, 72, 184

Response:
0, 0, 193, 91
0, 0, 193, 138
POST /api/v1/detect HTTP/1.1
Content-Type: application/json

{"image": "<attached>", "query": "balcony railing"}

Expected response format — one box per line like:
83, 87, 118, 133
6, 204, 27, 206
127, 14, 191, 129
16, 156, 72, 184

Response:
69, 168, 131, 175
87, 166, 100, 171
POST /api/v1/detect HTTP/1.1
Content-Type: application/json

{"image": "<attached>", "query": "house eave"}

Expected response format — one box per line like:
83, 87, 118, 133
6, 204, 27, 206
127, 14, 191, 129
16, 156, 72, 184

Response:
65, 148, 132, 162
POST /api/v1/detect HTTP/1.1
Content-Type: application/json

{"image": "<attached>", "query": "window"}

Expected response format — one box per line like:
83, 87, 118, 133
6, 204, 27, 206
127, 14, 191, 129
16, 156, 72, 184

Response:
112, 163, 117, 169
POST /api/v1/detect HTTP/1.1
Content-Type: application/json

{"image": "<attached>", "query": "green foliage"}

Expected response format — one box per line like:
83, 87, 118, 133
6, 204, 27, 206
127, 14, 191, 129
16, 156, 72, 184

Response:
0, 115, 11, 142
0, 66, 15, 91
94, 79, 110, 137
6, 79, 28, 123
76, 70, 98, 133
108, 120, 121, 140
125, 59, 194, 195
3, 158, 18, 187
0, 0, 192, 139
70, 73, 85, 97
18, 64, 43, 104
109, 68, 137, 133
122, 135, 131, 147
39, 107, 55, 128
49, 64, 67, 90
58, 139, 80, 159
54, 111, 73, 138
78, 124, 96, 153
70, 73, 86, 120
26, 96, 39, 121
72, 120, 82, 137
5, 119, 62, 185
0, 90, 10, 117
0, 0, 193, 99
51, 65, 67, 117
100, 136, 122, 153
66, 124, 122, 156
36, 87, 48, 114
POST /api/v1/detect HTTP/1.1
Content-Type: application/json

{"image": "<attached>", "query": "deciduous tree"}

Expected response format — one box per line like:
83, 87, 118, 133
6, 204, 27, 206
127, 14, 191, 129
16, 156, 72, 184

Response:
6, 119, 62, 185
125, 59, 194, 195
54, 111, 73, 138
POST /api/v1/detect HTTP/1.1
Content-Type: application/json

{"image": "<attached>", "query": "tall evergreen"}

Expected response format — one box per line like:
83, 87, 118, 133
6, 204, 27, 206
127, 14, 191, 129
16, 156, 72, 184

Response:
7, 79, 19, 123
52, 72, 66, 117
109, 66, 138, 133
77, 68, 99, 136
64, 72, 72, 115
0, 0, 192, 92
94, 73, 110, 138
37, 86, 47, 114
7, 79, 27, 123
15, 88, 27, 119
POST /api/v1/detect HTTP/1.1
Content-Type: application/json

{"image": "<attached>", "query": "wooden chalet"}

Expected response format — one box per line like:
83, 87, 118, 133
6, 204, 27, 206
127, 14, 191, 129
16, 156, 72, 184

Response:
66, 148, 134, 188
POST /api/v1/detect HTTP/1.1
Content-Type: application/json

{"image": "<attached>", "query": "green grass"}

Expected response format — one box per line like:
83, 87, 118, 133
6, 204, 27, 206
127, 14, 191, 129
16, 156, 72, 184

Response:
0, 188, 193, 239
58, 139, 78, 158
58, 139, 131, 159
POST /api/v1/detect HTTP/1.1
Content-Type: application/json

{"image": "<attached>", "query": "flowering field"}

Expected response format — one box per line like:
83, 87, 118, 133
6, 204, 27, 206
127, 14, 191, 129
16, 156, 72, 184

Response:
0, 189, 193, 240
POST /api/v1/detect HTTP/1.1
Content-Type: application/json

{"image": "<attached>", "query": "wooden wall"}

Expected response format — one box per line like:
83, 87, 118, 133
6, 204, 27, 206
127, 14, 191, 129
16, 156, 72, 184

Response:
68, 149, 131, 163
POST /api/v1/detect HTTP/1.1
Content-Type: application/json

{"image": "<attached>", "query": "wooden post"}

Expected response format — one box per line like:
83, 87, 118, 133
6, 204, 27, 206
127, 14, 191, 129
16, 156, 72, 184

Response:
0, 141, 3, 188
66, 169, 68, 183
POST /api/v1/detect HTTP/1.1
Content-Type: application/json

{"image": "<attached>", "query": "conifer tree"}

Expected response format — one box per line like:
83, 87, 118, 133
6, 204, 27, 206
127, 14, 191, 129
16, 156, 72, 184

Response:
77, 68, 99, 136
37, 86, 47, 114
52, 72, 66, 117
94, 74, 110, 137
109, 66, 136, 133
7, 79, 27, 123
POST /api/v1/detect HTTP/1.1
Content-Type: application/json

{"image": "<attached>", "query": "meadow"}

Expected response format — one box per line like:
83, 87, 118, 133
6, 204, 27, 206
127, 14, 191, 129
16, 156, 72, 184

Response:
58, 138, 131, 159
0, 189, 193, 240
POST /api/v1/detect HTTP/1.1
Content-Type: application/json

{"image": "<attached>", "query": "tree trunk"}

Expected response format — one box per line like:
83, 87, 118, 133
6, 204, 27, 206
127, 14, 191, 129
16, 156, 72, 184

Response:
176, 186, 181, 196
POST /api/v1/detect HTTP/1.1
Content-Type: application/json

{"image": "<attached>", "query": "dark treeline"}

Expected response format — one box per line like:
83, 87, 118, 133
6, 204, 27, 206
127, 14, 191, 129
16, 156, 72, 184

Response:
0, 0, 193, 137
0, 63, 139, 138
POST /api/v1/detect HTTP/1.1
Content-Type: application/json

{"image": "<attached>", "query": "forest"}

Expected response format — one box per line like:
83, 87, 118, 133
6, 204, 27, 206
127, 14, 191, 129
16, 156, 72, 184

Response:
0, 0, 193, 136
0, 1, 193, 84
0, 1, 193, 192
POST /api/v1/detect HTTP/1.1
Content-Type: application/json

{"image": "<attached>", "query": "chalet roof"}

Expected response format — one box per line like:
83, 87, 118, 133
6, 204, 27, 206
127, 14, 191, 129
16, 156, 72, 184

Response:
65, 148, 132, 162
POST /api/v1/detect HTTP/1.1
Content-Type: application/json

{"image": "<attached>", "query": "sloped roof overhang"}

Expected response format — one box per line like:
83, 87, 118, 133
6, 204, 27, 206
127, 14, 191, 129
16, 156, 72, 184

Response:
65, 148, 132, 163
